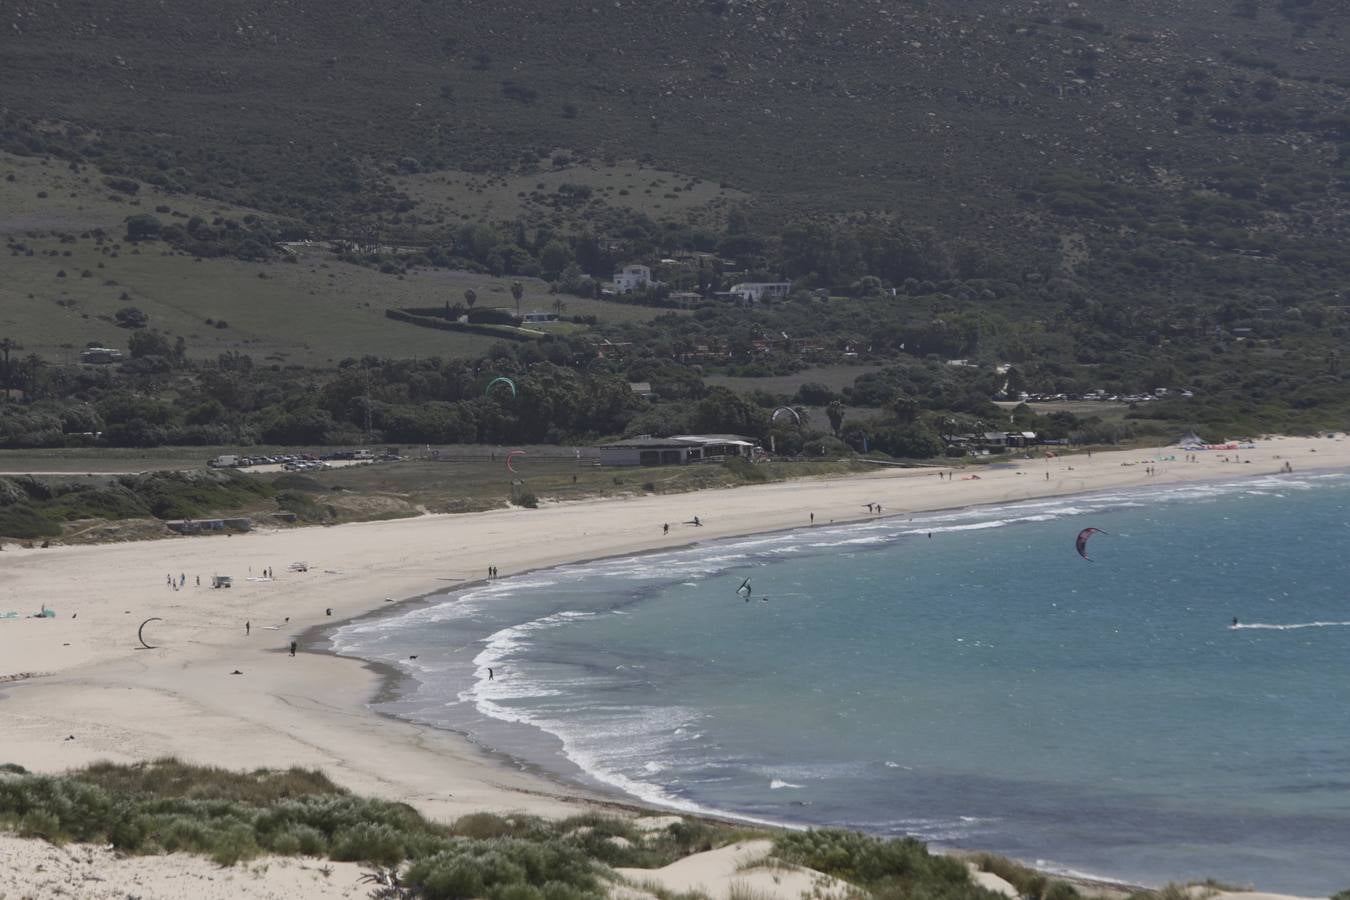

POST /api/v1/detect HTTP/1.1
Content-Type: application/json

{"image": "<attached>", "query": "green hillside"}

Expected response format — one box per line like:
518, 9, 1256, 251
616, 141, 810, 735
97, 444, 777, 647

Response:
0, 0, 1346, 453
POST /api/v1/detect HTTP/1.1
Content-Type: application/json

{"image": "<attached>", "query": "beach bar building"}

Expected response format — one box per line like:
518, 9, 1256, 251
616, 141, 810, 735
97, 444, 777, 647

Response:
598, 434, 758, 467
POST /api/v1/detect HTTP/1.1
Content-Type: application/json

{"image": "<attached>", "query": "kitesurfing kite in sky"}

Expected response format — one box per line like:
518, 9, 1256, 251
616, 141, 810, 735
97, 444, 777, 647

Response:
485, 376, 517, 400
1075, 527, 1107, 561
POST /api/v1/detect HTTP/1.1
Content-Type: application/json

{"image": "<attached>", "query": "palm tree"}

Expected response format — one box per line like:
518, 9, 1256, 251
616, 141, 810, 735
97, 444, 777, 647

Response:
24, 353, 42, 399
0, 338, 21, 397
510, 281, 524, 316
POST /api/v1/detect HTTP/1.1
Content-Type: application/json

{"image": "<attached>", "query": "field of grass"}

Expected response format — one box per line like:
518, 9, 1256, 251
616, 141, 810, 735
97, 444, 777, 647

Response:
394, 161, 747, 230
0, 151, 268, 235
1, 238, 665, 368
298, 453, 870, 516
0, 152, 674, 365
0, 447, 871, 540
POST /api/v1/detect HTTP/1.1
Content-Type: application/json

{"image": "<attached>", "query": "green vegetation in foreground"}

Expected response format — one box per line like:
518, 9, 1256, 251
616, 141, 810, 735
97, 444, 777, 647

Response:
0, 760, 1311, 899
0, 760, 985, 899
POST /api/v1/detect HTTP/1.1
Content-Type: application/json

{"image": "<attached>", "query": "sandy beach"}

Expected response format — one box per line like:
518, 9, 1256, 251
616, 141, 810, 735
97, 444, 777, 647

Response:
1, 436, 1346, 896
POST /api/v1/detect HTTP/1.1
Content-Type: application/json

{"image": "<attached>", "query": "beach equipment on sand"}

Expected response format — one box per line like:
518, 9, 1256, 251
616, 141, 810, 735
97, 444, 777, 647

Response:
138, 617, 163, 649
1075, 527, 1108, 561
506, 449, 526, 473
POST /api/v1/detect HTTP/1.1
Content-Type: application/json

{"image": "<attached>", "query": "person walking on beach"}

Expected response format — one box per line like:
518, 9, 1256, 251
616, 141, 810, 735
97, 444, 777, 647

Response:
810, 512, 814, 524
245, 621, 250, 636
195, 575, 200, 587
289, 640, 297, 657
663, 523, 669, 535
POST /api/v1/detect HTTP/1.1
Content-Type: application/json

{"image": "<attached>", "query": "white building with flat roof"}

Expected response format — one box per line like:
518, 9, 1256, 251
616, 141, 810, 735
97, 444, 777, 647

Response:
730, 282, 792, 304
613, 264, 652, 293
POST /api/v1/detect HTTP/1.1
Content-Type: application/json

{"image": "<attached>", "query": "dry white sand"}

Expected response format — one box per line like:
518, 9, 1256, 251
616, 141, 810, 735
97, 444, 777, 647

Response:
0, 833, 373, 899
0, 436, 1345, 897
616, 838, 853, 899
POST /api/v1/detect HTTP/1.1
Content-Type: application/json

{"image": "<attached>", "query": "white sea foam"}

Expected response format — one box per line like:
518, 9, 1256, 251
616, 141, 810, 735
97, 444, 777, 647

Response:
1232, 621, 1350, 631
333, 468, 1350, 886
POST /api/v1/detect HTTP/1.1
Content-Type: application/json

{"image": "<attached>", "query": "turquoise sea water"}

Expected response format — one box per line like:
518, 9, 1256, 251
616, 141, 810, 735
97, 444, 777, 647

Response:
331, 471, 1350, 893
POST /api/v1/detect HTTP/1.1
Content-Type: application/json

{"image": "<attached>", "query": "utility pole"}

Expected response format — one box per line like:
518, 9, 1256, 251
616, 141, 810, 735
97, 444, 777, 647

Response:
363, 369, 373, 443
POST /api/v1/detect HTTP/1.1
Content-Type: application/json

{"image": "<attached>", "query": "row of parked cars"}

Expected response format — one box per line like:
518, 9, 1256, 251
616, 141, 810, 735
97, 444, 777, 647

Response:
209, 453, 332, 470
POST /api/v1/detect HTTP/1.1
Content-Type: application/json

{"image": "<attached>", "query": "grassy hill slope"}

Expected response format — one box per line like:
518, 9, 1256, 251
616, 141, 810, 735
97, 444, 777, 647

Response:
0, 153, 670, 365
3, 0, 1345, 226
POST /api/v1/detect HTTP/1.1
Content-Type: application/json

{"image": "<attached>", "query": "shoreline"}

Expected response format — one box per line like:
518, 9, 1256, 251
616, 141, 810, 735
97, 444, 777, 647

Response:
311, 465, 1350, 894
2, 436, 1347, 894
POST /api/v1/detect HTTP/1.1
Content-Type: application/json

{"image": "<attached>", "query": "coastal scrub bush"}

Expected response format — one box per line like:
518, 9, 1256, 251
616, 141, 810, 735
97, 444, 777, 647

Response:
403, 838, 603, 900
0, 503, 63, 538
73, 758, 341, 804
969, 852, 1082, 899
774, 829, 985, 898
453, 812, 525, 840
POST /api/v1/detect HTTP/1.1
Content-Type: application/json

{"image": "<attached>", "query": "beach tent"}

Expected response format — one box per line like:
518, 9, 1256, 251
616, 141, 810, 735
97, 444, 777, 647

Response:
1176, 430, 1207, 450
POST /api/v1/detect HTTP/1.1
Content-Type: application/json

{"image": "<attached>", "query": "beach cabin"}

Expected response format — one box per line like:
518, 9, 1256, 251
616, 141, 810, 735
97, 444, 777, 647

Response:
599, 437, 704, 467
212, 576, 233, 589
598, 434, 758, 467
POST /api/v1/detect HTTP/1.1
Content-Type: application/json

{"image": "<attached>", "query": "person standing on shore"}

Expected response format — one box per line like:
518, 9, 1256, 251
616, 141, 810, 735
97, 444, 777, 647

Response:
289, 641, 297, 657
245, 621, 250, 635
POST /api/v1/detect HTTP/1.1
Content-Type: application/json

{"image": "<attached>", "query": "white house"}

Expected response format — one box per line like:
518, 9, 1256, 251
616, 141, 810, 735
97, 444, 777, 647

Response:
80, 347, 124, 364
613, 264, 652, 293
729, 282, 792, 304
